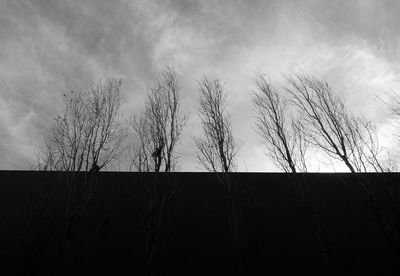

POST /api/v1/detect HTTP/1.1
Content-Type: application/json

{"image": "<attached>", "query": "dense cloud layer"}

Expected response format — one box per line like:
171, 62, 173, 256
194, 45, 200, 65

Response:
1, 0, 400, 171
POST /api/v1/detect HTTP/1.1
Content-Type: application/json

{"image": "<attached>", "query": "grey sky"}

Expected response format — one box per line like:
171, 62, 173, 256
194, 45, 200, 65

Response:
1, 0, 400, 171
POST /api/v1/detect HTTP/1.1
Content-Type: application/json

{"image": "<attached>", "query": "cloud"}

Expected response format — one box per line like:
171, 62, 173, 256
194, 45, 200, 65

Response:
1, 0, 400, 170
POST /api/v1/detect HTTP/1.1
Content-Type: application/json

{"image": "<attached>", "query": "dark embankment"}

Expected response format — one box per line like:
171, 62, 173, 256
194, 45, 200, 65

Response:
0, 171, 400, 275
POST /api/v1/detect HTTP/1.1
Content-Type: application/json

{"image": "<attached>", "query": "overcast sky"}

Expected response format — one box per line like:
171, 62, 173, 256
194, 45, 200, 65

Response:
1, 0, 400, 171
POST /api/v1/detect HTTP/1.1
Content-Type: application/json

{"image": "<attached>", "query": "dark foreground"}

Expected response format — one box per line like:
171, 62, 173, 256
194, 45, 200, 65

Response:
1, 171, 400, 275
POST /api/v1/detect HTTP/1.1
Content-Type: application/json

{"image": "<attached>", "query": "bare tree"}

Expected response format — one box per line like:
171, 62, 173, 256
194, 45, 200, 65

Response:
38, 78, 125, 171
283, 71, 400, 263
379, 92, 400, 171
382, 92, 400, 120
382, 151, 400, 172
128, 113, 153, 172
127, 68, 185, 275
194, 75, 245, 273
345, 116, 385, 172
129, 67, 185, 172
252, 74, 308, 173
286, 72, 384, 173
194, 76, 239, 172
253, 74, 335, 267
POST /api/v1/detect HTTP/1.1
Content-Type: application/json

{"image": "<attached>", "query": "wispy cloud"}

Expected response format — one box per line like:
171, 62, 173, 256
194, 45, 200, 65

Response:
1, 0, 400, 170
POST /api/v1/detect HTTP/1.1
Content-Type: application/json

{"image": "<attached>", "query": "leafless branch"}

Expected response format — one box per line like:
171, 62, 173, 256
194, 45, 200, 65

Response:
252, 74, 308, 172
38, 78, 125, 171
195, 76, 238, 172
128, 67, 186, 172
286, 71, 384, 172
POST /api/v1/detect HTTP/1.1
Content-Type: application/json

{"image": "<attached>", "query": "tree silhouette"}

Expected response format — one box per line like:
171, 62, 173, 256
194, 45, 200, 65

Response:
380, 92, 400, 172
286, 71, 384, 172
38, 78, 125, 171
129, 67, 185, 172
194, 75, 245, 273
253, 74, 308, 172
194, 76, 239, 172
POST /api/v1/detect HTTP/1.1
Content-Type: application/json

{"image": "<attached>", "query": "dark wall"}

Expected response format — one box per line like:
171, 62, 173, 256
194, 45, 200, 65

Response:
1, 171, 400, 275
